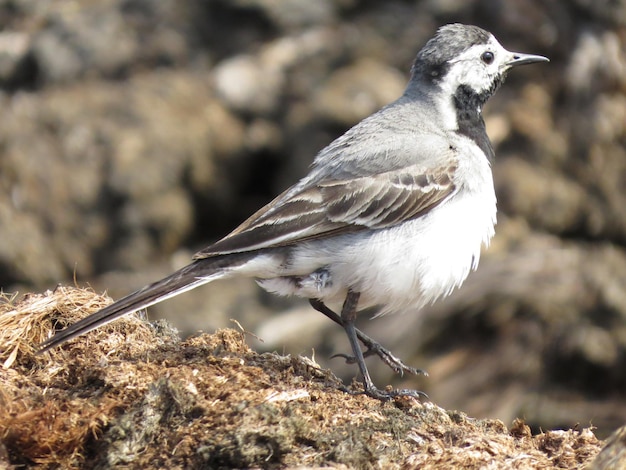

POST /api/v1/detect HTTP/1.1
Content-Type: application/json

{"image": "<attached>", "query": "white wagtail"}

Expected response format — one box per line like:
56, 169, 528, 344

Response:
39, 24, 548, 400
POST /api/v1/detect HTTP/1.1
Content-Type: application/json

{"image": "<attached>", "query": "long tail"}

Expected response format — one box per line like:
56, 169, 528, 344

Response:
38, 253, 251, 353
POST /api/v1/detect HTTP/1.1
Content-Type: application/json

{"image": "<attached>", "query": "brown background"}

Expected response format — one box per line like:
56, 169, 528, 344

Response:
1, 0, 625, 438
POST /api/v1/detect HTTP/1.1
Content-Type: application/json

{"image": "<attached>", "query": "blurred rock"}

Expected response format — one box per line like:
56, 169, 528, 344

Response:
230, 0, 337, 30
0, 31, 30, 85
213, 54, 286, 115
0, 70, 227, 280
494, 158, 591, 235
314, 58, 406, 126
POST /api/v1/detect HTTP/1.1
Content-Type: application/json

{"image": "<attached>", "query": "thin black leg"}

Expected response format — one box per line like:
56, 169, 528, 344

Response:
311, 294, 427, 400
309, 298, 427, 377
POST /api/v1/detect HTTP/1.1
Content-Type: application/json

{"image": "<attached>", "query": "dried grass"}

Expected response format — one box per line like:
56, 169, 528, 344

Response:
0, 285, 157, 371
0, 286, 110, 368
1, 397, 117, 466
0, 286, 163, 467
0, 286, 609, 468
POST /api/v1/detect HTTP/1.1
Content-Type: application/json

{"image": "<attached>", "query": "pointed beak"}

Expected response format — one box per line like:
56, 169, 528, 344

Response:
506, 52, 550, 68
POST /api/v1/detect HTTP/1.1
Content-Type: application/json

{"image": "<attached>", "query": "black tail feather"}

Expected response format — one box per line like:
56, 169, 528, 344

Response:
38, 255, 249, 353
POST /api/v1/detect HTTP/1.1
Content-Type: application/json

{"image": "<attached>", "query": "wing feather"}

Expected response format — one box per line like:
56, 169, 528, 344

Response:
194, 161, 457, 259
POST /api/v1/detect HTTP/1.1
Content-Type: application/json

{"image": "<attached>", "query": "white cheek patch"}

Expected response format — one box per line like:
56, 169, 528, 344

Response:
441, 36, 508, 95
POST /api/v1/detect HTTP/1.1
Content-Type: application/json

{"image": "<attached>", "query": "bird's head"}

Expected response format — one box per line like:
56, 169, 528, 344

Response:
411, 24, 548, 104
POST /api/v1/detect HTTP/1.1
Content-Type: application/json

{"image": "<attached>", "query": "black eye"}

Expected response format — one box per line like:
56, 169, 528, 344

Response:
481, 51, 494, 64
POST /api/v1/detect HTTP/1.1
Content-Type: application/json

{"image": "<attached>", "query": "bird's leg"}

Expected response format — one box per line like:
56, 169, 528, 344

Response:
339, 291, 378, 396
312, 292, 427, 400
309, 298, 427, 377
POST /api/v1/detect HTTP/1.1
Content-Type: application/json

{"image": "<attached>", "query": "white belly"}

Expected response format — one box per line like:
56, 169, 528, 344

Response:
256, 183, 496, 316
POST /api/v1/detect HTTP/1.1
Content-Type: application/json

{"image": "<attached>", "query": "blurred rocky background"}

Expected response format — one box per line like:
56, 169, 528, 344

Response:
0, 0, 625, 438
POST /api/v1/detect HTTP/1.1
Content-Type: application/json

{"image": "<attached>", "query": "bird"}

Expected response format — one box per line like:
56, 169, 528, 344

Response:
39, 24, 549, 400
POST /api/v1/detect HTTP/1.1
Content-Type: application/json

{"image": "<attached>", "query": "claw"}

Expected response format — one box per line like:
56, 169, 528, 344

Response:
330, 349, 381, 364
345, 385, 429, 401
330, 342, 428, 376
331, 348, 426, 377
330, 352, 357, 364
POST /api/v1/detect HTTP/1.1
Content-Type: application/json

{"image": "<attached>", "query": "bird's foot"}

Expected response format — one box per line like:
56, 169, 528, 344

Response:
339, 383, 428, 401
332, 340, 427, 377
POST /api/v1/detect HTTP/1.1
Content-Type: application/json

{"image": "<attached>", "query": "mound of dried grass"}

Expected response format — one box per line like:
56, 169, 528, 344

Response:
0, 285, 157, 370
0, 286, 611, 469
1, 286, 103, 369
0, 286, 171, 467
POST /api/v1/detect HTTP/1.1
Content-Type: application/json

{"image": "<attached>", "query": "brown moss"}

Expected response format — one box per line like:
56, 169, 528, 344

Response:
0, 286, 608, 468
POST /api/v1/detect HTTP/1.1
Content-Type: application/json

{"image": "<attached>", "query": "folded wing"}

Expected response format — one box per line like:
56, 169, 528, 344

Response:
194, 161, 457, 259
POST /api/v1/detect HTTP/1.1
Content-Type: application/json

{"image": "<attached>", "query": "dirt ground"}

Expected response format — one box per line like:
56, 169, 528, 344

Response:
2, 287, 622, 469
